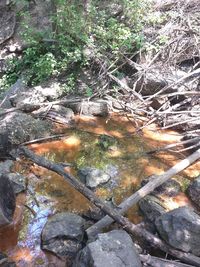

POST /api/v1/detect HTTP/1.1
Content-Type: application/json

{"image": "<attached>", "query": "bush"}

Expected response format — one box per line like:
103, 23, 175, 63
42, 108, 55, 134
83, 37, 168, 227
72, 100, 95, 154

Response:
3, 0, 146, 89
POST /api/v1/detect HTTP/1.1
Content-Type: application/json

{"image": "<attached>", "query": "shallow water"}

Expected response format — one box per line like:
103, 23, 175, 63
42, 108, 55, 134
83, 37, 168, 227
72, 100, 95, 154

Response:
0, 114, 199, 266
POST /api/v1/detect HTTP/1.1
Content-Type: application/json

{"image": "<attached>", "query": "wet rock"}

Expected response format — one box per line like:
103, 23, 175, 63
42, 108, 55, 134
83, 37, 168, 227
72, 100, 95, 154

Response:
66, 100, 108, 116
139, 195, 166, 223
78, 167, 111, 189
0, 111, 53, 146
187, 175, 200, 208
141, 177, 181, 197
6, 173, 26, 194
155, 206, 200, 255
73, 230, 142, 267
0, 174, 16, 226
0, 252, 16, 267
0, 160, 14, 174
41, 212, 85, 258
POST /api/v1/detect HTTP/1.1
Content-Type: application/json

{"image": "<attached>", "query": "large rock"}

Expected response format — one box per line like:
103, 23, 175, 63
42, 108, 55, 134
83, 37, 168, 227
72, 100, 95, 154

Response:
73, 230, 142, 267
0, 160, 14, 173
10, 81, 64, 108
33, 104, 75, 125
78, 167, 111, 189
0, 111, 53, 147
6, 173, 26, 194
0, 174, 16, 226
139, 195, 166, 223
155, 206, 200, 255
41, 212, 85, 258
66, 100, 108, 116
0, 79, 27, 109
187, 176, 200, 208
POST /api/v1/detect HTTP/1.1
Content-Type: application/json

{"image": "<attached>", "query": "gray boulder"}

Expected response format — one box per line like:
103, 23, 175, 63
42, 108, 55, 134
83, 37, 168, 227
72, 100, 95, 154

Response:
0, 79, 27, 109
66, 100, 108, 116
33, 104, 75, 125
0, 174, 16, 226
78, 167, 111, 189
139, 195, 166, 223
10, 81, 64, 108
41, 212, 85, 258
6, 173, 26, 194
155, 206, 200, 255
187, 176, 200, 208
73, 230, 142, 267
0, 160, 14, 173
0, 111, 53, 146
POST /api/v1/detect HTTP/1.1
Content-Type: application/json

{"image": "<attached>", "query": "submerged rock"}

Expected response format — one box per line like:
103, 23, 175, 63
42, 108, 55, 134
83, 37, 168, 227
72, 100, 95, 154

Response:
78, 167, 111, 189
155, 206, 200, 255
187, 176, 200, 208
73, 230, 142, 267
0, 174, 16, 226
41, 212, 85, 259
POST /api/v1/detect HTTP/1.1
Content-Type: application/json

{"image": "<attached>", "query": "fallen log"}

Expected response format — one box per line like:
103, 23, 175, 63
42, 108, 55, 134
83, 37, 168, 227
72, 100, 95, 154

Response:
140, 254, 195, 267
17, 146, 200, 266
86, 148, 200, 237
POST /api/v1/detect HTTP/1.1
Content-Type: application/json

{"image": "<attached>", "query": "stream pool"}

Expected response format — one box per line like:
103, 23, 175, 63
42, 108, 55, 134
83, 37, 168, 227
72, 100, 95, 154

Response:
0, 114, 199, 266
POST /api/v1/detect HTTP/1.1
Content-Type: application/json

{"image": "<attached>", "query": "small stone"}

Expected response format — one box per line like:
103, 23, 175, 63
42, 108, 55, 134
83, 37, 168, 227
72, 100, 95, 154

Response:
78, 167, 111, 189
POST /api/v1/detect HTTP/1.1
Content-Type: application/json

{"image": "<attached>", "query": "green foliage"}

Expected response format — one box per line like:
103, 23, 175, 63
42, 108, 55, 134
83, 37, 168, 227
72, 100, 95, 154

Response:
3, 0, 147, 89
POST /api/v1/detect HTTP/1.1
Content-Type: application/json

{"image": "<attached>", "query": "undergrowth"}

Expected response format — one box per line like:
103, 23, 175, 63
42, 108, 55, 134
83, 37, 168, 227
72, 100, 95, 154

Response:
2, 0, 147, 91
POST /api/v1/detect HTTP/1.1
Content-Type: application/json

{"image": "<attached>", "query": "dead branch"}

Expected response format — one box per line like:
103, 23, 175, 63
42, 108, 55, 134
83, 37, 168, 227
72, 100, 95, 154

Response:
146, 137, 200, 154
20, 134, 66, 146
140, 254, 195, 267
107, 72, 144, 102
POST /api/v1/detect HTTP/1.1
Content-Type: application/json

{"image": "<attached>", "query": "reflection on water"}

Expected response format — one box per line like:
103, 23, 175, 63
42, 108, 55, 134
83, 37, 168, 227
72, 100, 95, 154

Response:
0, 114, 199, 266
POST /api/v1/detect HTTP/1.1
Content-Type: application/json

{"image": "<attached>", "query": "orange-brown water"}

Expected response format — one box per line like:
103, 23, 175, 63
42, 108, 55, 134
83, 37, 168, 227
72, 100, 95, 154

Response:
0, 114, 199, 266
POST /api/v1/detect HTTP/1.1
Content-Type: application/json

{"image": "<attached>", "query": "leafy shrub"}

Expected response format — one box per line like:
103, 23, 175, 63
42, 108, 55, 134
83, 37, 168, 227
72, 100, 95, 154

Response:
3, 0, 147, 90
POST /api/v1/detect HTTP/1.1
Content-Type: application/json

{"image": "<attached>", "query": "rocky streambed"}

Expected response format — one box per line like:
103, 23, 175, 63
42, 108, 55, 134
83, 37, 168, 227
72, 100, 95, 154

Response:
0, 112, 200, 266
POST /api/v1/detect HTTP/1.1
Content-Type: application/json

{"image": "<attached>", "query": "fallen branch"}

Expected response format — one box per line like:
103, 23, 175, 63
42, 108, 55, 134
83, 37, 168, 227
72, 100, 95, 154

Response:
140, 254, 195, 267
146, 137, 200, 154
86, 148, 200, 237
20, 134, 66, 146
17, 146, 200, 266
